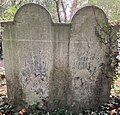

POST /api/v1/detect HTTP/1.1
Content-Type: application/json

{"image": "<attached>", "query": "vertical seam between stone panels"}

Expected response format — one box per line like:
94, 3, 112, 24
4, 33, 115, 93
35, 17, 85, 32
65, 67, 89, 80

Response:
52, 24, 56, 69
9, 24, 14, 100
67, 23, 72, 109
68, 24, 71, 68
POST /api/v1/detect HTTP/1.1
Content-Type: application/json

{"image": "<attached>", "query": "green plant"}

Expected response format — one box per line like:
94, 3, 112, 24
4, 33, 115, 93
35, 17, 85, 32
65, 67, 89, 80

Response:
0, 5, 19, 20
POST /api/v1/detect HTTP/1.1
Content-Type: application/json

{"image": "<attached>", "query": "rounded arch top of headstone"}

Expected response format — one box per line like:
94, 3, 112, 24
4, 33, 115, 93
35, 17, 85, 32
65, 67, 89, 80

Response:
14, 3, 53, 23
71, 5, 108, 23
70, 5, 108, 42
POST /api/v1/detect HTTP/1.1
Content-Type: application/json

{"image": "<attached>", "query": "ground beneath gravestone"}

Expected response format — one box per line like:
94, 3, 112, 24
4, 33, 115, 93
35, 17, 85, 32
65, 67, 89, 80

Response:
0, 60, 120, 114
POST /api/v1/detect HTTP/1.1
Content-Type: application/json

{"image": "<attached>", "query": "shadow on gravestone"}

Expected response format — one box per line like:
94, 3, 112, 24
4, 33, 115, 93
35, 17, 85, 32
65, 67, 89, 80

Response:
1, 3, 117, 113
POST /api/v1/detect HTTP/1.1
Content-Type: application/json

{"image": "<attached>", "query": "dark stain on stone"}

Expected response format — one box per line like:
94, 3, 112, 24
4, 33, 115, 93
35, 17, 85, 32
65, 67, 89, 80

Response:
48, 67, 72, 111
11, 74, 26, 107
93, 63, 112, 109
74, 76, 80, 80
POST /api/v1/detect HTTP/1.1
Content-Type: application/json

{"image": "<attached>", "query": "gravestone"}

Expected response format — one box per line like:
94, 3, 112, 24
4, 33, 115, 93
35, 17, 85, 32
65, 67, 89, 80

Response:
69, 6, 115, 111
1, 3, 117, 113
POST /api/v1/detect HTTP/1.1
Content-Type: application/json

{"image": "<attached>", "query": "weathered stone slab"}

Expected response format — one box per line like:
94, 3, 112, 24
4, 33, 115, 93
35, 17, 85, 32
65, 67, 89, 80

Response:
69, 6, 113, 111
49, 24, 72, 110
1, 4, 116, 113
2, 3, 54, 107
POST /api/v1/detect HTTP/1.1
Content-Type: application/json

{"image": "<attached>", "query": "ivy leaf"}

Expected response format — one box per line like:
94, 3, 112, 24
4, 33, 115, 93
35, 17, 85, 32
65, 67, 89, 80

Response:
8, 5, 18, 15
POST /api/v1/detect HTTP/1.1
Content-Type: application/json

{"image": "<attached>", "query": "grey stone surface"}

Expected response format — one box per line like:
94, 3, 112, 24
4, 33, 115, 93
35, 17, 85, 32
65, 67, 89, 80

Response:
2, 3, 54, 107
69, 6, 113, 111
1, 3, 116, 113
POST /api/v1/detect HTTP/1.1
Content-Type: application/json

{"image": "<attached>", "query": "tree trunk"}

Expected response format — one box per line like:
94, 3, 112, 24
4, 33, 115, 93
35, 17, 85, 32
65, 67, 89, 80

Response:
61, 0, 67, 22
70, 0, 78, 19
54, 0, 61, 22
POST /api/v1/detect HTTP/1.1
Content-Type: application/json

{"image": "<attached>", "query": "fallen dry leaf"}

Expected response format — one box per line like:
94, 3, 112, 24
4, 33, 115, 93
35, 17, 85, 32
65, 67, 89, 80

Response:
110, 109, 117, 115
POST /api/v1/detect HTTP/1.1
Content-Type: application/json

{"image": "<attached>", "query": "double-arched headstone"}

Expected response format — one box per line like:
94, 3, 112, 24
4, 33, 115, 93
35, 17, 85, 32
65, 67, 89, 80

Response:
2, 3, 116, 113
